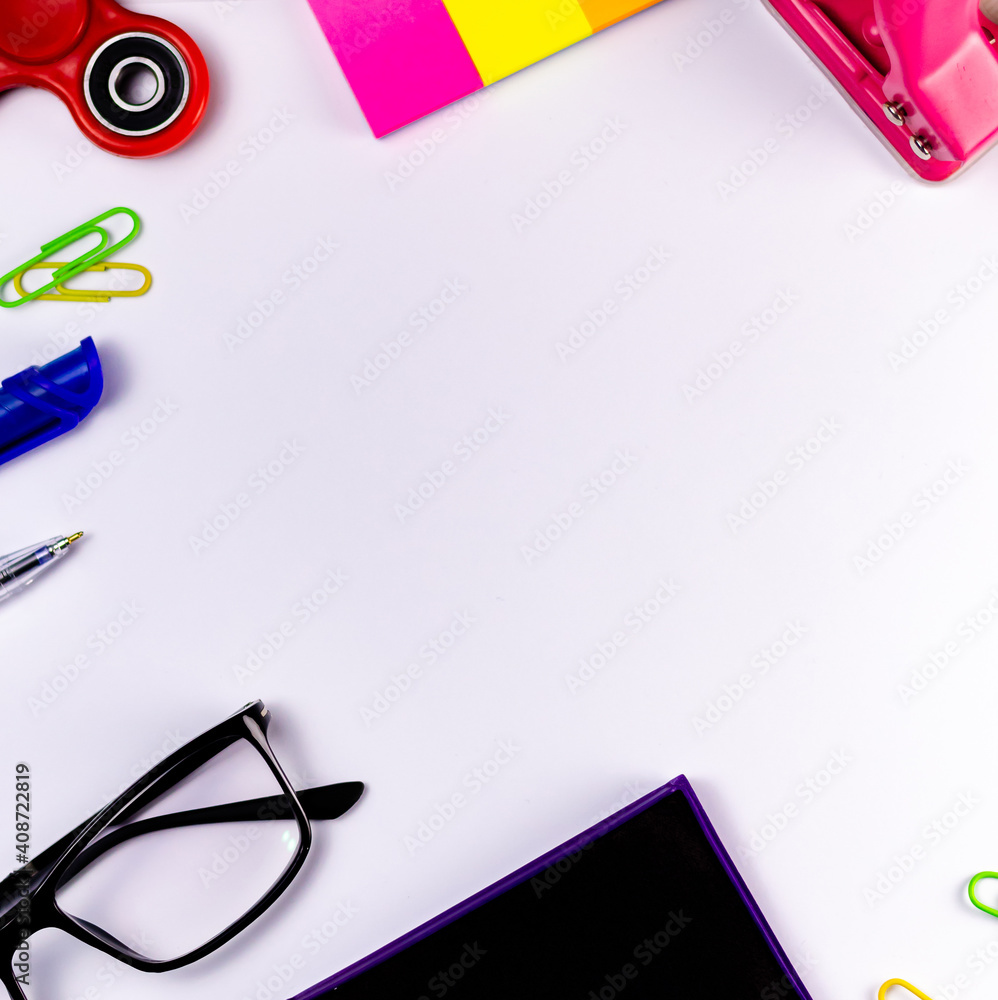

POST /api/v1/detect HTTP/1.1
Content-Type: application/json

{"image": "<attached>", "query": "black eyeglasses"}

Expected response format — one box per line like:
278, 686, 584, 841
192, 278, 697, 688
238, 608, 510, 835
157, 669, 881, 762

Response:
0, 702, 364, 999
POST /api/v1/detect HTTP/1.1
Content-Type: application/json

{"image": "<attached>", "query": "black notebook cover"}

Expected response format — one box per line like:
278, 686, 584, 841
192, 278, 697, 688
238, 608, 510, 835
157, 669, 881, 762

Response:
296, 776, 811, 1000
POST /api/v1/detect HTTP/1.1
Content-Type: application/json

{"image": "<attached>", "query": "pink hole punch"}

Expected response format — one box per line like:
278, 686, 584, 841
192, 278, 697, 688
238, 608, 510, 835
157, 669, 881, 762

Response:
765, 0, 998, 180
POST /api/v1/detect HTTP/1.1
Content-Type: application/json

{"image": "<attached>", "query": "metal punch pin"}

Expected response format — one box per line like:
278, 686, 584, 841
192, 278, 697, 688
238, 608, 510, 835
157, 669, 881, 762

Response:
910, 134, 933, 160
883, 101, 907, 126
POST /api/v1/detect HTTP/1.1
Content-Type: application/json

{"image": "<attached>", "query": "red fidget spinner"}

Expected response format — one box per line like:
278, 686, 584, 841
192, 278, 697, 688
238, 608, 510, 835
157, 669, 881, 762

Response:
0, 0, 209, 157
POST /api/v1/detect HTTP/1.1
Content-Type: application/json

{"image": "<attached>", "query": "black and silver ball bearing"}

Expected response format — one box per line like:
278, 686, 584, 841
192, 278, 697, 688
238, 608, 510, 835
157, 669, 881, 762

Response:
84, 32, 190, 136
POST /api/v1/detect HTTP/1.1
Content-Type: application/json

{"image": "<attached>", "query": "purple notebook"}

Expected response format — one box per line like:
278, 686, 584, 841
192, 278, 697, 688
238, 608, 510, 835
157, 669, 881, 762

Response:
295, 776, 812, 999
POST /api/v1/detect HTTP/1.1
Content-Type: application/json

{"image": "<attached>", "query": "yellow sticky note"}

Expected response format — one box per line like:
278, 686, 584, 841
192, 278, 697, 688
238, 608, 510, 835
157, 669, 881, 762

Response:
442, 0, 593, 85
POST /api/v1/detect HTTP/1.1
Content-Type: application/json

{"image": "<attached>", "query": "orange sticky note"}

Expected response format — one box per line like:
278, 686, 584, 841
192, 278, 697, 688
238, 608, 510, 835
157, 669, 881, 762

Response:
581, 0, 662, 30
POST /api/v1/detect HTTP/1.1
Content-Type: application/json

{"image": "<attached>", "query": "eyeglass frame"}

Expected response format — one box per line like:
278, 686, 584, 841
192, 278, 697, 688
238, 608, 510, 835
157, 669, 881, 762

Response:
0, 701, 343, 999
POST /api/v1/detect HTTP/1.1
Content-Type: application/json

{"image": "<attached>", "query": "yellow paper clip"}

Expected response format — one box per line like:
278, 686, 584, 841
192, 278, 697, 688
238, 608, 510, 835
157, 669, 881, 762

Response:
11, 262, 152, 303
879, 979, 935, 1000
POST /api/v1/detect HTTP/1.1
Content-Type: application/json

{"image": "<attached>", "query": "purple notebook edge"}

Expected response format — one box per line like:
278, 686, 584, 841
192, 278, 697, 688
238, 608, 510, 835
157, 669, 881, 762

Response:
292, 775, 814, 1000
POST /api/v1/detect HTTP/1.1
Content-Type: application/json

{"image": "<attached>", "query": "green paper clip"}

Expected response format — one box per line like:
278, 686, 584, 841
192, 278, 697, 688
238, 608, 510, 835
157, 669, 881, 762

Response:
969, 871, 998, 917
0, 208, 141, 308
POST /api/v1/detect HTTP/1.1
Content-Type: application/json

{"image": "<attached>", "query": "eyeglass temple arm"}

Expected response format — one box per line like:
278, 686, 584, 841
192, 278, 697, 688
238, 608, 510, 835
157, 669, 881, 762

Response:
0, 781, 364, 904
63, 781, 364, 882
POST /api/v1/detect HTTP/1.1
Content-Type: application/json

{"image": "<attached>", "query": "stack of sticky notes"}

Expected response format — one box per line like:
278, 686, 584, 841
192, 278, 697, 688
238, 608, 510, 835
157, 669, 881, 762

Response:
306, 0, 664, 136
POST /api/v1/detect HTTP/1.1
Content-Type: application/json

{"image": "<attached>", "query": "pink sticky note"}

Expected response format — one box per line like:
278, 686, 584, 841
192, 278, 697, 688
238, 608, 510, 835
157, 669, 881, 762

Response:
306, 0, 484, 137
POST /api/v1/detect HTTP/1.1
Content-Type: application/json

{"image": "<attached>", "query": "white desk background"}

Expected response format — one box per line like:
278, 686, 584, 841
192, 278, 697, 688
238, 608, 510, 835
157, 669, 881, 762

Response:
3, 1, 998, 997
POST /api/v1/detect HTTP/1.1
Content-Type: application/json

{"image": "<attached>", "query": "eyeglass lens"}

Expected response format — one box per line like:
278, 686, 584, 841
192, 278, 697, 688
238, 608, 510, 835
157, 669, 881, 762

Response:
50, 739, 303, 963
